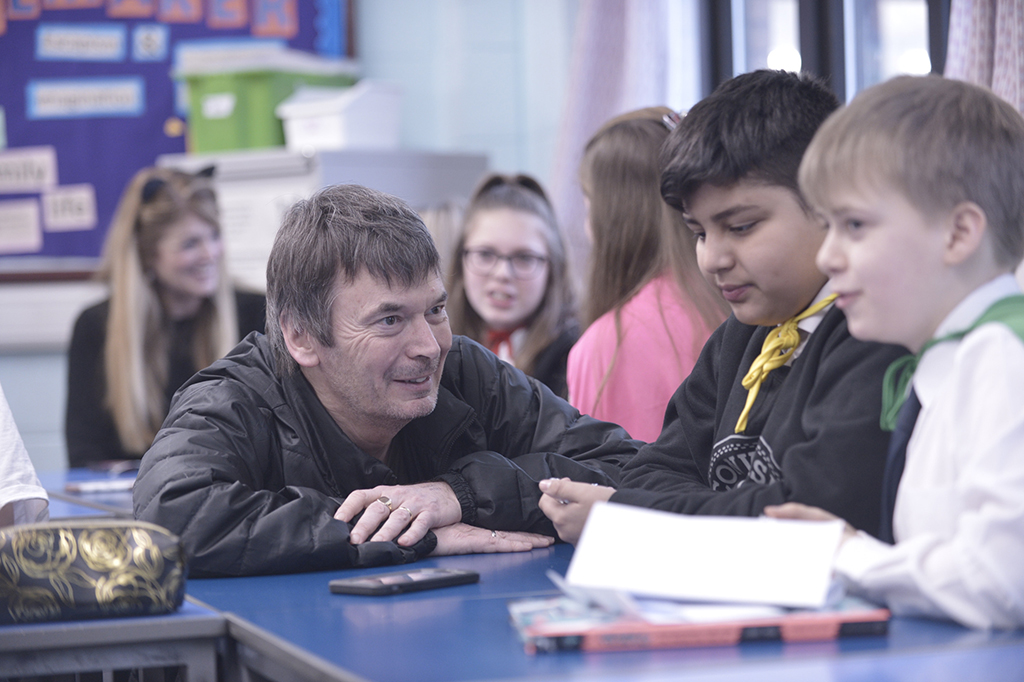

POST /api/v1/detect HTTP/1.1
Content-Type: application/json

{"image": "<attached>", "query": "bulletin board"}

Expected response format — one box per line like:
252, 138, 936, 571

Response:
0, 0, 349, 279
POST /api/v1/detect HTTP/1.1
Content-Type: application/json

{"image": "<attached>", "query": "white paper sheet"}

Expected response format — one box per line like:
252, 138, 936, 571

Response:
566, 502, 844, 609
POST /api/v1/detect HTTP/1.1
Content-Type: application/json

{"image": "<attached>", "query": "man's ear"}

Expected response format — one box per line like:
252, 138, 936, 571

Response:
944, 201, 988, 266
280, 314, 320, 368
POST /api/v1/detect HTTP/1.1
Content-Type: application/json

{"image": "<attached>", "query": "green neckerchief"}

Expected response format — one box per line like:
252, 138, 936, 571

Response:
880, 294, 1024, 431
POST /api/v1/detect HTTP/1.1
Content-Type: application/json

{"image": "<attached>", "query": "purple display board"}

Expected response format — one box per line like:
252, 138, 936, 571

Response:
0, 0, 346, 277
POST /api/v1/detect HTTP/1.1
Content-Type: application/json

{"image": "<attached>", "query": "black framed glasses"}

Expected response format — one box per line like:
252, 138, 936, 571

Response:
463, 248, 548, 279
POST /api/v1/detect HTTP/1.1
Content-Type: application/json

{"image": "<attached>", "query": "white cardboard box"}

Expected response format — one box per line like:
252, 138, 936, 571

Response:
276, 81, 403, 152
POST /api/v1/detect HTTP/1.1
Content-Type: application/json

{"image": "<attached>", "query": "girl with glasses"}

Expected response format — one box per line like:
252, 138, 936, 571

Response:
568, 108, 729, 441
447, 173, 578, 398
65, 167, 266, 467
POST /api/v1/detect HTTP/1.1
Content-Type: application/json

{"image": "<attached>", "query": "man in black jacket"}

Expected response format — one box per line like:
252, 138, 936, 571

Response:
133, 184, 639, 577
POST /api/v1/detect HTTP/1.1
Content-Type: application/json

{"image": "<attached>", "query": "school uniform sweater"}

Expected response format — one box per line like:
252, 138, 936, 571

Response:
612, 305, 908, 536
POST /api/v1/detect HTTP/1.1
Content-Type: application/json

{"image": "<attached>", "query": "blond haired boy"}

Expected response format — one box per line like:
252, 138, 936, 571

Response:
767, 75, 1024, 629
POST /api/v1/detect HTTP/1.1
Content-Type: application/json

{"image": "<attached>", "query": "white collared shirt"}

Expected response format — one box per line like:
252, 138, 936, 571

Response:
789, 281, 835, 365
834, 273, 1024, 628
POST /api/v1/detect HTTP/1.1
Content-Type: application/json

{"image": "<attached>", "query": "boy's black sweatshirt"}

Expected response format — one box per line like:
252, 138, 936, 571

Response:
612, 305, 908, 536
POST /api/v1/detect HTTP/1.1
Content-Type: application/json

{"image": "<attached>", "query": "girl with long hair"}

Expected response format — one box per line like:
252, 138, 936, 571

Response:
568, 107, 729, 440
447, 173, 577, 397
65, 167, 265, 466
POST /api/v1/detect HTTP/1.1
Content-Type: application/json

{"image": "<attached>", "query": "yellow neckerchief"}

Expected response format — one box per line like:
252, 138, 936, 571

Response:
735, 293, 839, 433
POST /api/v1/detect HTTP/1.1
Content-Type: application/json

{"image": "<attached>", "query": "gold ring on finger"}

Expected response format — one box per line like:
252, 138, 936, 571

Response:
377, 495, 393, 511
397, 506, 412, 515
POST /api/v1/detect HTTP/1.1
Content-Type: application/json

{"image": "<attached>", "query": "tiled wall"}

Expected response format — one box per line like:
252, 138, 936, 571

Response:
358, 0, 576, 185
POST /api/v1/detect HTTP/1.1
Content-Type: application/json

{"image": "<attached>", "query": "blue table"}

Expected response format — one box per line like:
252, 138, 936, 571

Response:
187, 544, 1024, 682
38, 468, 135, 518
46, 495, 118, 519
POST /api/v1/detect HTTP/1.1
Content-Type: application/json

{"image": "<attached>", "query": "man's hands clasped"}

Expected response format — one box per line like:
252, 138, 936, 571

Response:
335, 481, 462, 546
335, 481, 553, 555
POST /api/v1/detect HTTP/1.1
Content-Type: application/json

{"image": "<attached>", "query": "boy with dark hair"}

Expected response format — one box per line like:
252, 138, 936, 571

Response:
540, 70, 906, 541
766, 75, 1024, 629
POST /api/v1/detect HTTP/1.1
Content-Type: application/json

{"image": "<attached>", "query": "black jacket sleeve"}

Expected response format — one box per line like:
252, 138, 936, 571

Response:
612, 314, 902, 535
439, 339, 642, 535
65, 302, 136, 467
133, 378, 435, 577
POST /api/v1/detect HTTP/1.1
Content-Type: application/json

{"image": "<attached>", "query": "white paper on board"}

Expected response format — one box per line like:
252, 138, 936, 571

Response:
566, 502, 844, 609
0, 146, 58, 194
0, 199, 44, 254
42, 184, 97, 232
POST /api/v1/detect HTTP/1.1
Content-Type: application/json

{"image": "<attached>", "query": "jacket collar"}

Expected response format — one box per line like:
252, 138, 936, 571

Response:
276, 342, 476, 490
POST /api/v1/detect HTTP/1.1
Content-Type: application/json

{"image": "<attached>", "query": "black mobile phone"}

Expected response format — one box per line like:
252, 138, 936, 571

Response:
329, 568, 480, 596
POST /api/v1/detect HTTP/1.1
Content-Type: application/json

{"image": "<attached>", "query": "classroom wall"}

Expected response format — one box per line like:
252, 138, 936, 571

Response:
357, 0, 577, 185
1, 1, 578, 472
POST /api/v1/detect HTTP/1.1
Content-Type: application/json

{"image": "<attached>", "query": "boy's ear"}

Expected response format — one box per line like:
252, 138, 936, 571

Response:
280, 314, 321, 368
943, 201, 988, 266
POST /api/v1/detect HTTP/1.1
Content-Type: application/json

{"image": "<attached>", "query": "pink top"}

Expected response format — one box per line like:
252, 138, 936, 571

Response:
568, 274, 715, 442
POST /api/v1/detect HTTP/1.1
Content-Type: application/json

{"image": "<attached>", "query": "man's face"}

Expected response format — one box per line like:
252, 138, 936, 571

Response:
684, 181, 829, 326
815, 184, 948, 352
307, 269, 453, 437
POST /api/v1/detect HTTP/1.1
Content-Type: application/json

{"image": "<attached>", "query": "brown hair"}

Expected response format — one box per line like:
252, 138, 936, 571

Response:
661, 70, 839, 214
800, 75, 1024, 268
100, 167, 237, 454
578, 107, 729, 411
446, 173, 577, 378
266, 184, 440, 375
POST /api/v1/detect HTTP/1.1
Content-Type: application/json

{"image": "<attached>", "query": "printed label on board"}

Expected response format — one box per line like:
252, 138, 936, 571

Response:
0, 200, 44, 254
42, 0, 103, 10
9, 0, 41, 21
253, 0, 297, 37
36, 23, 127, 61
0, 146, 58, 193
26, 77, 145, 119
132, 23, 169, 61
158, 0, 201, 23
107, 0, 155, 19
208, 0, 247, 29
42, 184, 96, 231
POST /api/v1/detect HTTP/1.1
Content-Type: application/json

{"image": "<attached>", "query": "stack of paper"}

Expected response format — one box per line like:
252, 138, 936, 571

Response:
567, 502, 846, 608
507, 503, 890, 654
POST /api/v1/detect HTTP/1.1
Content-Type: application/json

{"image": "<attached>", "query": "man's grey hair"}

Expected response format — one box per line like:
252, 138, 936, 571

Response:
266, 184, 441, 374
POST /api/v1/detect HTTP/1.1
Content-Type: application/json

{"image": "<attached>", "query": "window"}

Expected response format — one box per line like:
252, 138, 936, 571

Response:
707, 0, 947, 101
845, 0, 931, 100
733, 0, 801, 75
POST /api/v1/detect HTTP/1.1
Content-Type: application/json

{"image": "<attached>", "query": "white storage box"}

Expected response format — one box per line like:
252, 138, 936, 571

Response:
275, 81, 403, 151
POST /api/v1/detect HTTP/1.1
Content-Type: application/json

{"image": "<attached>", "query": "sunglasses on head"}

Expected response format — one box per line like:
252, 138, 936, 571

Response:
140, 165, 216, 203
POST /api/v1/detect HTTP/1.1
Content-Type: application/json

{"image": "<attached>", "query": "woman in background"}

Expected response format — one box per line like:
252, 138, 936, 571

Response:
447, 173, 577, 397
65, 167, 265, 467
568, 107, 729, 441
